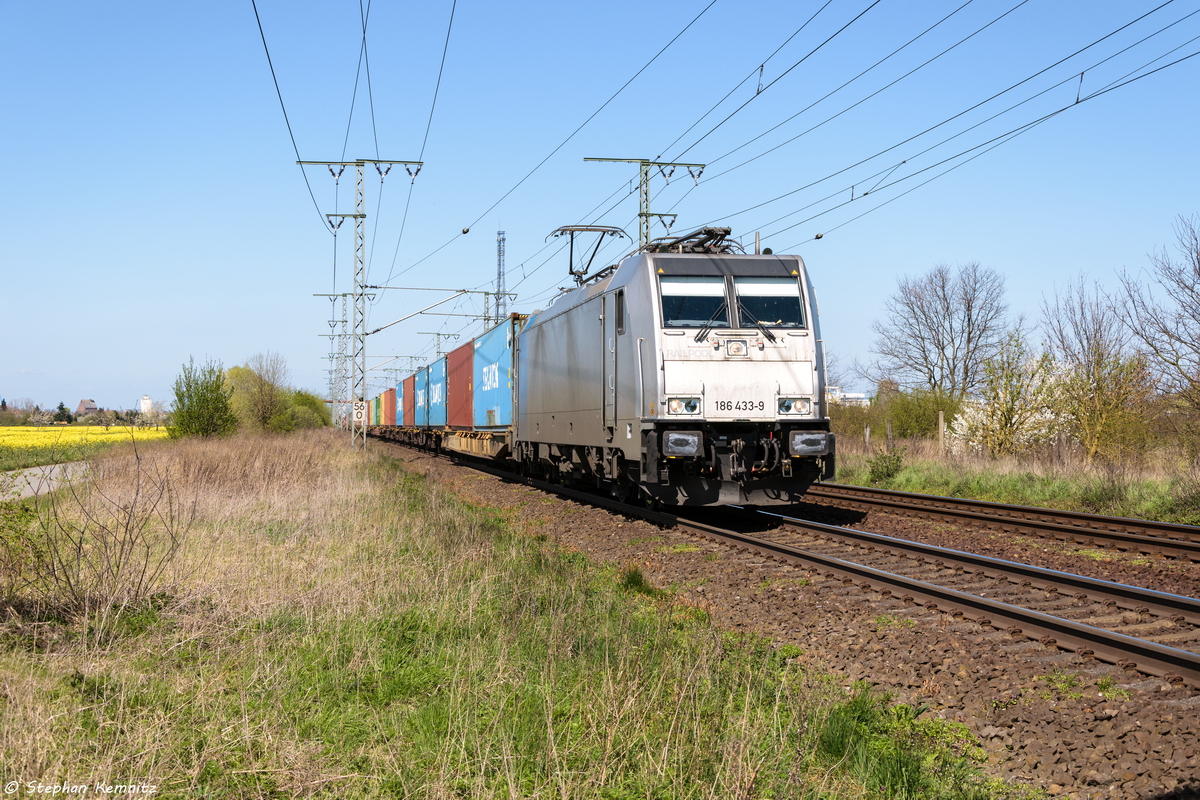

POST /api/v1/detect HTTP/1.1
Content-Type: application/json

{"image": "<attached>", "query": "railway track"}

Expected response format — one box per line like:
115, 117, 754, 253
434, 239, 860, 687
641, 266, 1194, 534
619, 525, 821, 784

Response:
806, 483, 1200, 561
384, 440, 1200, 688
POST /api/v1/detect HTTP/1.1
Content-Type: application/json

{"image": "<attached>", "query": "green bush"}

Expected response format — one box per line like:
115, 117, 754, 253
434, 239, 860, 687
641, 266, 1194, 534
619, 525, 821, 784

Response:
868, 447, 906, 484
169, 357, 238, 438
290, 390, 332, 427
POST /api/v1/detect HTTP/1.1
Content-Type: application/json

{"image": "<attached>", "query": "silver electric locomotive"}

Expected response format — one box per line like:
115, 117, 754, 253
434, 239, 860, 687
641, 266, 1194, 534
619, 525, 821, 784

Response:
514, 227, 834, 505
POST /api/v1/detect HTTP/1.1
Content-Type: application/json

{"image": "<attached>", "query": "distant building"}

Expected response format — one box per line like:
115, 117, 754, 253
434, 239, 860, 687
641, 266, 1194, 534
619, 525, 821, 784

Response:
76, 399, 99, 416
139, 395, 153, 415
827, 386, 870, 407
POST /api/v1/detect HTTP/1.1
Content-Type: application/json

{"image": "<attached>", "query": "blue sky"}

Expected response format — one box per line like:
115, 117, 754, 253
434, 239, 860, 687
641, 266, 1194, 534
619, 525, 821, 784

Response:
2, 0, 1197, 410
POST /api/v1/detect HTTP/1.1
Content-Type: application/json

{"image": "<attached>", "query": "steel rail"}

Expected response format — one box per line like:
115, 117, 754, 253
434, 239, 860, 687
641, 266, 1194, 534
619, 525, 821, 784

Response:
806, 484, 1200, 561
384, 440, 1200, 687
757, 510, 1200, 625
678, 517, 1200, 688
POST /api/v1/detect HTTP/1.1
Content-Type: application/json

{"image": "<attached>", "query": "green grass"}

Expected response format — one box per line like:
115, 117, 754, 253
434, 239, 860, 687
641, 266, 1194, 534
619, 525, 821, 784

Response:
833, 451, 1200, 525
0, 434, 1025, 798
0, 442, 100, 472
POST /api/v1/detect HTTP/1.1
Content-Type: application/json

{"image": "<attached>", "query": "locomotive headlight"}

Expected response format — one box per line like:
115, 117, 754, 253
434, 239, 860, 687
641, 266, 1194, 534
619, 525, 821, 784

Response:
726, 340, 748, 357
667, 397, 700, 415
663, 431, 702, 457
777, 397, 813, 415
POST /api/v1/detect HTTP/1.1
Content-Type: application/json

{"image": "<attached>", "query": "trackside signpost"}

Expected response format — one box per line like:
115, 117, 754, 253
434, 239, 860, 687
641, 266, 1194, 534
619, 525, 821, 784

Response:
352, 401, 367, 440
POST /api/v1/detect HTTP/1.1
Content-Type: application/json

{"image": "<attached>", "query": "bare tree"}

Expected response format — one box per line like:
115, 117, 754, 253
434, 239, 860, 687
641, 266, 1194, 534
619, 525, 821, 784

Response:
144, 399, 170, 430
868, 262, 1009, 400
1118, 215, 1200, 412
230, 352, 291, 431
1042, 275, 1153, 462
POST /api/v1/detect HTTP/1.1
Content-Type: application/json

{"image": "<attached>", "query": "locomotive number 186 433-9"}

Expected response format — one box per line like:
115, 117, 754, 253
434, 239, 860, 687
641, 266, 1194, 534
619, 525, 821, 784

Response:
713, 399, 766, 412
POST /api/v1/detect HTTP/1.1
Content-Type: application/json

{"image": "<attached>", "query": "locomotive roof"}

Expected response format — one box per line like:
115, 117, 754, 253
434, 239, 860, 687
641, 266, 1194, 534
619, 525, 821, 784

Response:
649, 252, 804, 277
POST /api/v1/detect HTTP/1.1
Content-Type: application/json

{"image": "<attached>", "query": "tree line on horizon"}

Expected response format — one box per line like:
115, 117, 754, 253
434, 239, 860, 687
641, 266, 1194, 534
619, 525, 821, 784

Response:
834, 213, 1200, 465
0, 398, 162, 429
171, 352, 331, 438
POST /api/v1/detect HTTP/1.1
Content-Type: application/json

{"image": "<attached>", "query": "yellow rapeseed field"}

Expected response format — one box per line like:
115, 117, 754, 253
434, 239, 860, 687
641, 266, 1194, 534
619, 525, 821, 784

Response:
0, 425, 168, 452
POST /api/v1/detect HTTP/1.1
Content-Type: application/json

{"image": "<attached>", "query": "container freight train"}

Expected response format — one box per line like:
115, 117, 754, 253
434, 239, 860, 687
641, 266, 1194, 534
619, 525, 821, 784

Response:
369, 227, 835, 506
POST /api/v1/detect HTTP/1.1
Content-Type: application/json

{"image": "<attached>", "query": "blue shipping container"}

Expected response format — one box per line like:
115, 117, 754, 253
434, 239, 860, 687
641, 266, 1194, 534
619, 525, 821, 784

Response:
414, 367, 430, 427
396, 381, 405, 426
427, 358, 448, 427
473, 317, 519, 428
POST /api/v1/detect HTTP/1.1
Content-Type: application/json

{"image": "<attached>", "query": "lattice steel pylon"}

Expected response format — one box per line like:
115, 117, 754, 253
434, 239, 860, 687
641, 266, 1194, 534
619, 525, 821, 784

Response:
301, 157, 422, 449
314, 293, 352, 428
495, 231, 507, 322
336, 294, 349, 427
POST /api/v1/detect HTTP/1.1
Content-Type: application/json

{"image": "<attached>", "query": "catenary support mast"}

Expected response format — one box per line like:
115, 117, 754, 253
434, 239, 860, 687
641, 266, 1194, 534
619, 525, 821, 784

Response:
584, 158, 705, 249
301, 158, 421, 449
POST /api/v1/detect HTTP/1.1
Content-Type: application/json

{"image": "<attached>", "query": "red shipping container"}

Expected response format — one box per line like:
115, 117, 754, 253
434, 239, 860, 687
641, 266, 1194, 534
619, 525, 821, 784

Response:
402, 375, 416, 427
446, 341, 474, 429
383, 388, 397, 426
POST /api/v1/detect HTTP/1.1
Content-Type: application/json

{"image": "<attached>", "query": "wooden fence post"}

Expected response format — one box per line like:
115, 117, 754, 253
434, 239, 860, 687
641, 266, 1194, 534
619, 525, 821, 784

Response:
938, 410, 945, 457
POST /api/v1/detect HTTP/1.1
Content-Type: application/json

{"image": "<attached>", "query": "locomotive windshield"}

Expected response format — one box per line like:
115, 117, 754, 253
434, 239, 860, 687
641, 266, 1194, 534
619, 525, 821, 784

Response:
733, 277, 805, 328
659, 276, 729, 328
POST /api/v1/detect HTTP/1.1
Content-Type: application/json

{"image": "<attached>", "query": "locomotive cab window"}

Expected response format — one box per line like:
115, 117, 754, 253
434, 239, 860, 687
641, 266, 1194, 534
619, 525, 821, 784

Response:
659, 276, 728, 328
733, 277, 805, 328
616, 289, 626, 335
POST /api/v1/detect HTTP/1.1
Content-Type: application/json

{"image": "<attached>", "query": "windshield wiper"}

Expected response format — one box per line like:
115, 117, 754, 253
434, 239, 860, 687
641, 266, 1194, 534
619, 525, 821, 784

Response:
693, 303, 728, 343
737, 302, 777, 342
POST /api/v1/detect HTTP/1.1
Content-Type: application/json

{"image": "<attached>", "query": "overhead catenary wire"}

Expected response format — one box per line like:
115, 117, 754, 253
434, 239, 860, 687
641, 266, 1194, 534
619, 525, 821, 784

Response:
378, 0, 459, 297
702, 0, 1024, 176
671, 0, 885, 161
390, 3, 1198, 368
393, 0, 721, 280
250, 0, 329, 234
553, 0, 886, 270
514, 10, 1200, 324
495, 0, 849, 288
653, 0, 837, 160
766, 47, 1200, 250
695, 0, 1187, 229
648, 0, 999, 226
748, 14, 1200, 237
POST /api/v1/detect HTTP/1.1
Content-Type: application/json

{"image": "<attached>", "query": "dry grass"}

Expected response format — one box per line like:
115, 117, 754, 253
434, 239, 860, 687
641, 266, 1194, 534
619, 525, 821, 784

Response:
836, 434, 1200, 522
0, 431, 1012, 799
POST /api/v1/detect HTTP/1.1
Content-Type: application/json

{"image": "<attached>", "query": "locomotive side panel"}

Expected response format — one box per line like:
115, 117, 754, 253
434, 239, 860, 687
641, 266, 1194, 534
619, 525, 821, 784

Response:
518, 293, 606, 446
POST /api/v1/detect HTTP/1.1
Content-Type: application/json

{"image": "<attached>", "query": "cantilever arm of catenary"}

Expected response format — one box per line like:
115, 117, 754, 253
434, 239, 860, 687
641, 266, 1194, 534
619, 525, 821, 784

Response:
367, 291, 468, 336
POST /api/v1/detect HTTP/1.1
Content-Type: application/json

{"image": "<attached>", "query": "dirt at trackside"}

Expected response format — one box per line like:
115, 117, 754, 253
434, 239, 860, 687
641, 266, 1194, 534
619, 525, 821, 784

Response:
382, 444, 1200, 800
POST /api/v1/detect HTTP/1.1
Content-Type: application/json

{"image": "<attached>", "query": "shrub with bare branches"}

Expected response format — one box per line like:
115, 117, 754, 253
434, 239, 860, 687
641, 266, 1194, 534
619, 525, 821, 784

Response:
1043, 274, 1154, 463
1118, 214, 1200, 448
867, 262, 1009, 400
